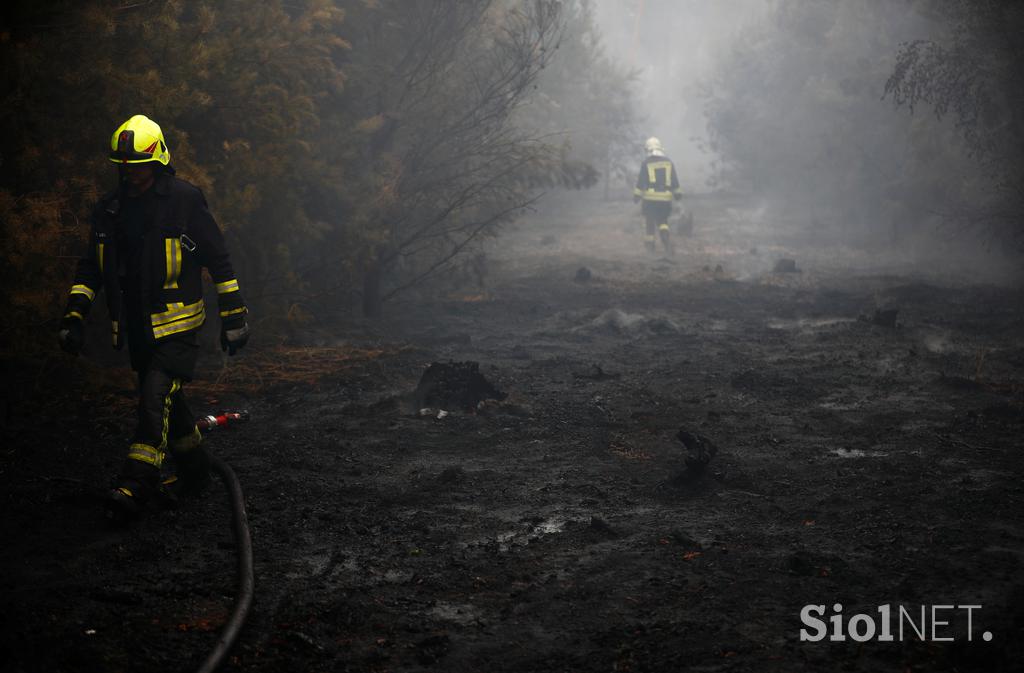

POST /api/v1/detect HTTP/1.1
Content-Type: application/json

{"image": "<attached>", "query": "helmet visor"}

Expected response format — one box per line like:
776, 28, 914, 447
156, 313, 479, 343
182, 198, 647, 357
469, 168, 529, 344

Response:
109, 129, 164, 163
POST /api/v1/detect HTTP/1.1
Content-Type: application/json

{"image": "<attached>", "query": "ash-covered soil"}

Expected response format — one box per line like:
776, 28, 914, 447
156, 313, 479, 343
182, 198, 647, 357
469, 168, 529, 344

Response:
2, 194, 1023, 672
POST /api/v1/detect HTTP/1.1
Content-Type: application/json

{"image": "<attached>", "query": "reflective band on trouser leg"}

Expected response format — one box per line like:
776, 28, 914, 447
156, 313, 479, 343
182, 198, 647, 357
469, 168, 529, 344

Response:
70, 284, 96, 301
127, 442, 163, 467
159, 379, 182, 452
658, 223, 670, 231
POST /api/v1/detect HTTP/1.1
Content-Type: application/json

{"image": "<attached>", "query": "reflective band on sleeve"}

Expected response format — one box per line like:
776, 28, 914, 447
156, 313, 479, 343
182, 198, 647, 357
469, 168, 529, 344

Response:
127, 442, 163, 467
216, 278, 240, 294
219, 306, 247, 318
163, 238, 181, 289
70, 284, 96, 301
65, 311, 84, 321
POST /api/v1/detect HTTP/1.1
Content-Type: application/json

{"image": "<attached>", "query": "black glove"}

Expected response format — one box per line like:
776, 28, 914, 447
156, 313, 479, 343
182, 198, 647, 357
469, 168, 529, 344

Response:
220, 321, 250, 356
58, 316, 85, 356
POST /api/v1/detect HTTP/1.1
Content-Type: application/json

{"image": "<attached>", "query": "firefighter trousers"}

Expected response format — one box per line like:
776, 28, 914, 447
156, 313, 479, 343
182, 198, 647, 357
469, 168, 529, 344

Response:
124, 366, 202, 470
642, 200, 672, 249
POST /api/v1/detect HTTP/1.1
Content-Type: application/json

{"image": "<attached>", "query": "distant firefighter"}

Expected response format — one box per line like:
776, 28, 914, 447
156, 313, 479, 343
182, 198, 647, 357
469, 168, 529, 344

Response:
633, 137, 682, 254
58, 115, 250, 518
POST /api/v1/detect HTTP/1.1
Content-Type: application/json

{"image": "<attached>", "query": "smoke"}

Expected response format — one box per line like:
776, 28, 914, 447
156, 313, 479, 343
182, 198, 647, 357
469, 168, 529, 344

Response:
572, 0, 1024, 281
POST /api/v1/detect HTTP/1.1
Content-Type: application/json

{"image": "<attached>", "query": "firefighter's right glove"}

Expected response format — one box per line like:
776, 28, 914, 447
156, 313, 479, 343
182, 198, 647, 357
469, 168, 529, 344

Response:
58, 316, 84, 356
220, 321, 250, 356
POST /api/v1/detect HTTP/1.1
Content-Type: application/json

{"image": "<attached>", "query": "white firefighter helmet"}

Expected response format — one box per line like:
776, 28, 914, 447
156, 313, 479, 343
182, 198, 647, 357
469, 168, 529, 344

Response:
644, 136, 665, 156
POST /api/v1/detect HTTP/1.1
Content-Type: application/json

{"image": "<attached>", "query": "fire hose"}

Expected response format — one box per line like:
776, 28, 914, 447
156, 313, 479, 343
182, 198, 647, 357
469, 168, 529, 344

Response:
194, 414, 254, 673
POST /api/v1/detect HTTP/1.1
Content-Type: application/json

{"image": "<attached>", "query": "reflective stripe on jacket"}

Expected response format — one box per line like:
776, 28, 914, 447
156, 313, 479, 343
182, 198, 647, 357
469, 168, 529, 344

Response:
633, 155, 682, 202
63, 170, 246, 345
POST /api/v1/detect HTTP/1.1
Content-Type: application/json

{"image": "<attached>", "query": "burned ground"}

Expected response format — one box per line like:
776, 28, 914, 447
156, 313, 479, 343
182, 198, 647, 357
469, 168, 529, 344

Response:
2, 194, 1023, 672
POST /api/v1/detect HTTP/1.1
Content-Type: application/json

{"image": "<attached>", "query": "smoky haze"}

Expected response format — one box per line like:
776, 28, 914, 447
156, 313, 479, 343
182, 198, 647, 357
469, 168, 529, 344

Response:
593, 0, 769, 186
547, 0, 1024, 282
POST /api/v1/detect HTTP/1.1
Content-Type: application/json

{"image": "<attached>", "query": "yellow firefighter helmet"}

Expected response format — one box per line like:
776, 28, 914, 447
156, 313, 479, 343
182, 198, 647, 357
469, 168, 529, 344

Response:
109, 115, 170, 165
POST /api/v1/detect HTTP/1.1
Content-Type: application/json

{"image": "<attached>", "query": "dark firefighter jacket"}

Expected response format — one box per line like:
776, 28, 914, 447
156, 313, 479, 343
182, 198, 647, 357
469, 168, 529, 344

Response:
63, 170, 246, 349
633, 154, 683, 202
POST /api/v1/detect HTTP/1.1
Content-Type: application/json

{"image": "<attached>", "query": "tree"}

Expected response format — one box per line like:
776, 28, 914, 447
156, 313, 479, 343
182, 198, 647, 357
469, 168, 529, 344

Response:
698, 0, 1001, 247
333, 0, 570, 316
884, 0, 1024, 244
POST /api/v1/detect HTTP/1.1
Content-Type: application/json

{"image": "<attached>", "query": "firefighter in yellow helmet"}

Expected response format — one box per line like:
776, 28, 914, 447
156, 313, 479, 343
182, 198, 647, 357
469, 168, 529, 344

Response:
633, 137, 682, 254
58, 115, 250, 518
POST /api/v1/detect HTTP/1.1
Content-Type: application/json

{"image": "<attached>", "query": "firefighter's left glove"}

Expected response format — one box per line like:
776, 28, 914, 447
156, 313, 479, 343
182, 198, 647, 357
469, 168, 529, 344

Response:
58, 316, 85, 356
220, 321, 250, 356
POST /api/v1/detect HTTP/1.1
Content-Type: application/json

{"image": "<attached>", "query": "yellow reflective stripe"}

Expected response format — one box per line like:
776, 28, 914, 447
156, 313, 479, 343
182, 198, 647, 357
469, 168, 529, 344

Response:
158, 380, 181, 452
97, 243, 105, 272
163, 238, 181, 289
658, 223, 670, 231
642, 191, 673, 202
116, 487, 134, 498
633, 187, 643, 196
152, 308, 206, 339
111, 320, 119, 333
65, 311, 84, 321
150, 299, 204, 327
216, 279, 240, 294
127, 443, 163, 467
70, 284, 96, 301
219, 306, 247, 318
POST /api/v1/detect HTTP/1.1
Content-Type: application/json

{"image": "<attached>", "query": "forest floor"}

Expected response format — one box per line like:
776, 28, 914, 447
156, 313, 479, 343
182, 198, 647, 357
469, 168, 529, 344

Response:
2, 193, 1024, 673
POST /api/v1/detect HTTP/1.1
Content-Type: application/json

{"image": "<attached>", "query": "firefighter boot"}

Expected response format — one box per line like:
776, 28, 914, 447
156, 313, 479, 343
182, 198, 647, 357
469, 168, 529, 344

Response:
659, 227, 675, 257
644, 234, 657, 254
107, 452, 162, 520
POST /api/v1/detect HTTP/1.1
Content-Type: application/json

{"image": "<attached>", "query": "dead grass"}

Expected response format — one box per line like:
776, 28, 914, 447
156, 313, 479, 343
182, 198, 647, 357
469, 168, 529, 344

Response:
190, 345, 403, 396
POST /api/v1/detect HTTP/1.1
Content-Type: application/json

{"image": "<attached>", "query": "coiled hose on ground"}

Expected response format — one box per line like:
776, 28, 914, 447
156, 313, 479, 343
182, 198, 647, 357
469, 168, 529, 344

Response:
195, 452, 254, 673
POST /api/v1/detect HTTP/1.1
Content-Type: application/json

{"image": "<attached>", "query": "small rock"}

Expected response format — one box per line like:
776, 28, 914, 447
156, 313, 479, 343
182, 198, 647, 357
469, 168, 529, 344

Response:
678, 428, 718, 471
588, 515, 618, 537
